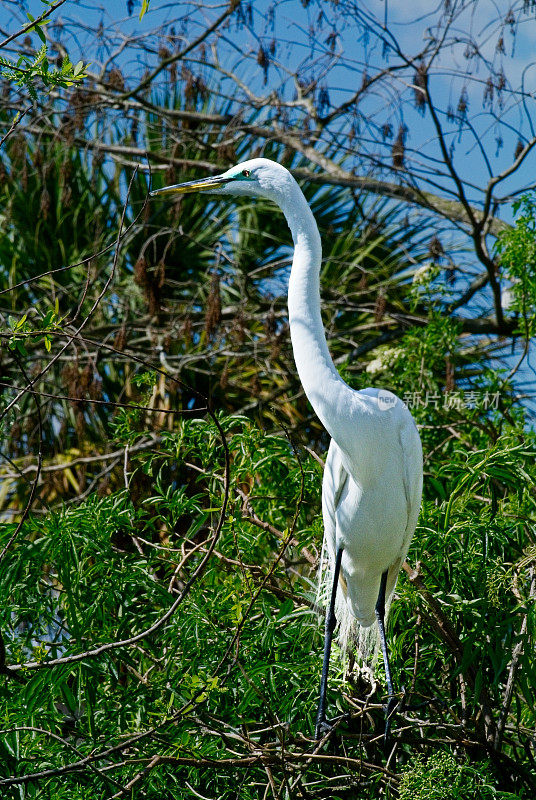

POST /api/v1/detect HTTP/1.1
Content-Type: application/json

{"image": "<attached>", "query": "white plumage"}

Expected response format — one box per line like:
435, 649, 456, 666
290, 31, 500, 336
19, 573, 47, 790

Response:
322, 390, 422, 628
151, 157, 423, 738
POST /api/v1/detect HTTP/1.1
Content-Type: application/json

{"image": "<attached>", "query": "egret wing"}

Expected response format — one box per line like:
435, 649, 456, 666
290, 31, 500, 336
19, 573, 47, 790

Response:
386, 416, 423, 599
321, 442, 349, 597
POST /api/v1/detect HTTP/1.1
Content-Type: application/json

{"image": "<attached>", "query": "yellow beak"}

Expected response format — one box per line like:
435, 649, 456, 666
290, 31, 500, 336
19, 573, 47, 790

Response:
150, 174, 230, 197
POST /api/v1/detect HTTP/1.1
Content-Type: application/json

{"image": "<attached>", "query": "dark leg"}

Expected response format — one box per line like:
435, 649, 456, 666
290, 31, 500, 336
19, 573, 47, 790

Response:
315, 547, 343, 739
375, 569, 397, 742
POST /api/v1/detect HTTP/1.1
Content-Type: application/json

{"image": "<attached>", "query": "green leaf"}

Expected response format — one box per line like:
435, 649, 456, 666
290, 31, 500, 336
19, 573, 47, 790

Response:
139, 0, 150, 20
42, 309, 54, 327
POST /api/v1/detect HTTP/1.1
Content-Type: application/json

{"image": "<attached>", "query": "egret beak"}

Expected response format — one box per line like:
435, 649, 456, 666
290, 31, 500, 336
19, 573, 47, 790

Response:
149, 174, 231, 197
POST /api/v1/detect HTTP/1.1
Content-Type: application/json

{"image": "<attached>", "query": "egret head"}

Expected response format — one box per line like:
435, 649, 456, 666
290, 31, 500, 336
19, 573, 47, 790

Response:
150, 158, 296, 204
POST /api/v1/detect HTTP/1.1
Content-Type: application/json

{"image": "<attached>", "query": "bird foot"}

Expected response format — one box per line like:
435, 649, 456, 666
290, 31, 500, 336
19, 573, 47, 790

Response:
315, 712, 349, 741
402, 693, 444, 712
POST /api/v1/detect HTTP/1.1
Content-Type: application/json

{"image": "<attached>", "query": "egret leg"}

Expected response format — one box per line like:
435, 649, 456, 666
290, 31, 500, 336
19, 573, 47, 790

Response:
375, 569, 397, 742
315, 547, 343, 740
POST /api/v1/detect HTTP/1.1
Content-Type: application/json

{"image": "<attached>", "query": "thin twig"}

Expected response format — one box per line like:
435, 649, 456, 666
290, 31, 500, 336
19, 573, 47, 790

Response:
494, 569, 536, 751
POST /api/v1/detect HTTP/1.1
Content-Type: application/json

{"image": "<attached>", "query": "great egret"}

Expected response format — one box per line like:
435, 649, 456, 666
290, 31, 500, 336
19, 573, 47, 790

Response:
150, 158, 423, 740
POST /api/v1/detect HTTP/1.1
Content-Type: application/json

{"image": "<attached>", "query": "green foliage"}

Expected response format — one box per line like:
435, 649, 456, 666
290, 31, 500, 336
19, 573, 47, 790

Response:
6, 304, 62, 355
495, 194, 536, 336
0, 406, 535, 796
399, 752, 520, 800
0, 416, 327, 797
359, 313, 461, 395
0, 41, 87, 101
394, 429, 536, 738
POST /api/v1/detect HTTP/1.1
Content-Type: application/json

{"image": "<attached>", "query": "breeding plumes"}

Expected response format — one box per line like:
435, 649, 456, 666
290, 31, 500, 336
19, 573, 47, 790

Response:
150, 158, 423, 740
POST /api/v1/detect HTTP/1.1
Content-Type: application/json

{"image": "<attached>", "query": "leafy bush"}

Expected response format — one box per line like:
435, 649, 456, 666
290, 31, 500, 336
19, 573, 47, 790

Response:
0, 406, 535, 797
399, 752, 521, 800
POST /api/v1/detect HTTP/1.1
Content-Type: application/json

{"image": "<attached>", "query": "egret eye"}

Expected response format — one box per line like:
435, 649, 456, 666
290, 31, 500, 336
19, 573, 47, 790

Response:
242, 169, 251, 177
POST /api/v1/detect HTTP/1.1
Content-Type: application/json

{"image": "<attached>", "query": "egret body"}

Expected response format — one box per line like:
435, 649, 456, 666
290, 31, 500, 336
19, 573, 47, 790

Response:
150, 158, 423, 740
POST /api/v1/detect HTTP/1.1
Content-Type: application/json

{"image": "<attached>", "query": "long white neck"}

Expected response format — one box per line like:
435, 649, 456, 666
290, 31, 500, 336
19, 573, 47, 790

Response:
280, 190, 352, 444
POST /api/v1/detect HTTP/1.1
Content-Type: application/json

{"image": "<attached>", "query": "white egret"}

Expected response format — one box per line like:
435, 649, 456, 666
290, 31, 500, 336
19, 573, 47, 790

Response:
150, 158, 423, 740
